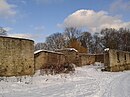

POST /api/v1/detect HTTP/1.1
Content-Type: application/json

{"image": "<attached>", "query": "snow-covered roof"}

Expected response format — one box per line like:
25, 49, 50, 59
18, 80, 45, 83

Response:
55, 48, 78, 52
34, 50, 44, 54
65, 48, 78, 52
34, 49, 63, 54
104, 48, 109, 51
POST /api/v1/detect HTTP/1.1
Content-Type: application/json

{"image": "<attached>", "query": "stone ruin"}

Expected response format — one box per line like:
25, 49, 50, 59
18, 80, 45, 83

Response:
104, 49, 130, 72
0, 36, 34, 77
0, 36, 130, 77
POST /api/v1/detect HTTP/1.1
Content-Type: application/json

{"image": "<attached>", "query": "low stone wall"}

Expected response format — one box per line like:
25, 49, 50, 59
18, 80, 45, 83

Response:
104, 49, 130, 72
0, 36, 34, 76
79, 54, 95, 66
34, 50, 65, 70
55, 48, 80, 66
95, 54, 104, 63
79, 54, 104, 66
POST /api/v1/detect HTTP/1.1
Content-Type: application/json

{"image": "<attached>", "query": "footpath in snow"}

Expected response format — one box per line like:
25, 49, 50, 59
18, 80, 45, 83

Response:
0, 65, 130, 97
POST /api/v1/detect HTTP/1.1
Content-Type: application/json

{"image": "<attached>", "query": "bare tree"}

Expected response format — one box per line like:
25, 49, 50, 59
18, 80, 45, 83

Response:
91, 33, 103, 54
64, 27, 81, 40
100, 28, 130, 51
118, 28, 130, 51
78, 32, 93, 53
45, 32, 66, 50
34, 43, 48, 51
100, 28, 119, 49
0, 27, 7, 36
35, 27, 130, 53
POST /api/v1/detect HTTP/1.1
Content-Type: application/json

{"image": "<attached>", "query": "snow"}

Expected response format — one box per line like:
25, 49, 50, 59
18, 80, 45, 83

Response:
34, 50, 63, 54
65, 48, 78, 52
104, 48, 109, 51
0, 65, 130, 97
34, 50, 44, 54
55, 48, 78, 52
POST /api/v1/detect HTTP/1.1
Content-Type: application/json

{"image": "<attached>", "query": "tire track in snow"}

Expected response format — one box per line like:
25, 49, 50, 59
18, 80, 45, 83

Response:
101, 72, 130, 97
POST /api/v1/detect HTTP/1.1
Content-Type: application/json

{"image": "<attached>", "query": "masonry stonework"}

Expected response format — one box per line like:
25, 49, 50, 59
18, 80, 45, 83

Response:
104, 49, 130, 72
1, 35, 130, 77
34, 50, 65, 70
0, 36, 34, 76
79, 54, 95, 66
55, 48, 80, 66
79, 54, 104, 66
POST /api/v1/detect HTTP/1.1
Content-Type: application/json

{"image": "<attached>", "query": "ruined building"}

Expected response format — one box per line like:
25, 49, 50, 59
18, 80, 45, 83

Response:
34, 50, 65, 70
1, 36, 130, 77
0, 36, 34, 76
104, 49, 130, 72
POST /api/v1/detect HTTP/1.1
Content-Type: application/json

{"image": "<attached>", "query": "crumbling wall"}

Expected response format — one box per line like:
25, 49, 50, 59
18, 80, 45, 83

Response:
55, 48, 104, 66
79, 54, 95, 66
104, 52, 110, 69
95, 54, 104, 63
79, 54, 104, 66
0, 36, 34, 76
34, 50, 65, 70
55, 48, 79, 66
104, 49, 130, 71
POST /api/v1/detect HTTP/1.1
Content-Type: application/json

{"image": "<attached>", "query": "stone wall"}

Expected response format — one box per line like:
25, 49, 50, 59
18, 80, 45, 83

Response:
104, 49, 130, 71
79, 54, 104, 66
95, 54, 104, 63
55, 48, 80, 66
55, 49, 104, 66
79, 54, 95, 66
34, 50, 65, 70
0, 36, 34, 76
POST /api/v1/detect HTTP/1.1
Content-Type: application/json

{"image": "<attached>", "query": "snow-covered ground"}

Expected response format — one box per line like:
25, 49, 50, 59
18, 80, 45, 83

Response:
0, 65, 130, 97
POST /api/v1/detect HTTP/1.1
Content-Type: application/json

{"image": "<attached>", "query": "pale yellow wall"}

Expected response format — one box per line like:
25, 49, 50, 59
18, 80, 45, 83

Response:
34, 51, 65, 70
79, 54, 104, 66
105, 49, 130, 71
0, 36, 34, 76
55, 49, 79, 66
109, 49, 128, 66
34, 52, 47, 70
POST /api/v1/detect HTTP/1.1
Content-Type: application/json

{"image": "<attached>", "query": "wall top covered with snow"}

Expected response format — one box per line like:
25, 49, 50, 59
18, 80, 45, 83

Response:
55, 48, 78, 53
34, 49, 65, 70
34, 49, 64, 55
0, 36, 34, 42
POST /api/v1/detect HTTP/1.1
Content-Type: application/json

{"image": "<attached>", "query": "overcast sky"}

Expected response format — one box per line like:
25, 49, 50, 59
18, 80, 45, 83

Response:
0, 0, 130, 43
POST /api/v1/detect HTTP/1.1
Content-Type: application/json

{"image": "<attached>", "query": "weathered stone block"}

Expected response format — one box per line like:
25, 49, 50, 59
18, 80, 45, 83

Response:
55, 48, 79, 66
